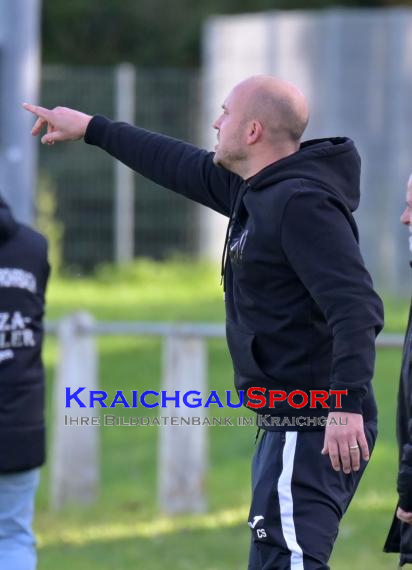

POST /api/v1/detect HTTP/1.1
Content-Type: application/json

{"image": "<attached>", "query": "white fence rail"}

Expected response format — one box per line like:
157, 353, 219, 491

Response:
46, 314, 403, 513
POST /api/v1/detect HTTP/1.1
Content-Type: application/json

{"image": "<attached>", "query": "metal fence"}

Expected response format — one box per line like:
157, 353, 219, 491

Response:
38, 66, 201, 271
48, 313, 403, 513
37, 8, 412, 294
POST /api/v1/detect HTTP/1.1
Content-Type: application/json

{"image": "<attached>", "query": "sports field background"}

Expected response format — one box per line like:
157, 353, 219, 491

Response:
34, 260, 407, 569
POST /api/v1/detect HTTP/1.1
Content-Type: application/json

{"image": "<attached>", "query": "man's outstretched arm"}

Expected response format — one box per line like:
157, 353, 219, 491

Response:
23, 104, 239, 216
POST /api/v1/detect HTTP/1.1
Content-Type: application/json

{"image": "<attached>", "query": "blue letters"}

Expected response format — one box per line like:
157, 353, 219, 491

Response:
140, 391, 159, 408
89, 391, 108, 408
65, 387, 86, 408
65, 387, 246, 411
109, 391, 130, 408
205, 390, 224, 408
226, 390, 243, 408
182, 391, 202, 408
161, 390, 180, 408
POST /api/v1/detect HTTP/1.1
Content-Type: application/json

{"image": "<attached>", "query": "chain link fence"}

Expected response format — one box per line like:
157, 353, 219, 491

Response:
38, 66, 201, 272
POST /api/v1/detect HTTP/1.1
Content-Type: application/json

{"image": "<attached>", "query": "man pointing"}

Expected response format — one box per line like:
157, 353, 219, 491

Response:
24, 75, 383, 569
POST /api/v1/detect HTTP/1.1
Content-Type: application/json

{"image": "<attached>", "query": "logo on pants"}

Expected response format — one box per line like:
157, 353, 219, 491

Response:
248, 515, 267, 538
248, 515, 264, 529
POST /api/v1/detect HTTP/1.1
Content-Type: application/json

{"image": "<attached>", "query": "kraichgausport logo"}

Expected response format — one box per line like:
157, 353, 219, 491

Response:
65, 388, 347, 409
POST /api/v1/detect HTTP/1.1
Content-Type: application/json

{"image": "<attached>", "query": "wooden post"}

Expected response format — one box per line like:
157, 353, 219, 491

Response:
51, 312, 99, 510
158, 336, 208, 514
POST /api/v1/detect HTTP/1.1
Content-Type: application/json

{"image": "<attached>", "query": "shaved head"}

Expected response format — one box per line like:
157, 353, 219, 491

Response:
212, 75, 309, 178
235, 75, 309, 144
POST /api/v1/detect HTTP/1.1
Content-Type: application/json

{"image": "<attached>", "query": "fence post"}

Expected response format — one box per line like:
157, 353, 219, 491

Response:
51, 312, 99, 510
158, 336, 208, 514
114, 63, 136, 264
0, 0, 41, 224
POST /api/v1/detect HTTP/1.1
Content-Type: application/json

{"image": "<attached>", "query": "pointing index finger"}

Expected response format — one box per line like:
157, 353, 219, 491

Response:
22, 103, 52, 120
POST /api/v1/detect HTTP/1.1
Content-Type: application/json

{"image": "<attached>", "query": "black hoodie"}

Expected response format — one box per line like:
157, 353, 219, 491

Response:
384, 300, 412, 564
0, 196, 49, 471
85, 117, 384, 428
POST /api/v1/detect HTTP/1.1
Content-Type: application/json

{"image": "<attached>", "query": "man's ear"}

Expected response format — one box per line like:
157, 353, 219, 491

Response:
246, 120, 263, 145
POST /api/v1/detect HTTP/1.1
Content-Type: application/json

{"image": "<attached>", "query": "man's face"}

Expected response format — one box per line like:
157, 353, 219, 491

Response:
212, 86, 249, 171
400, 178, 412, 252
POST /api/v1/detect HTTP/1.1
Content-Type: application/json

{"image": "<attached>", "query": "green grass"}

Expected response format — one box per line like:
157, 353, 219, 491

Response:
36, 260, 408, 569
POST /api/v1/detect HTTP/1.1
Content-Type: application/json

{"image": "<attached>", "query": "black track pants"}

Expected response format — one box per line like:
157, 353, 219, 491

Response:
247, 423, 377, 570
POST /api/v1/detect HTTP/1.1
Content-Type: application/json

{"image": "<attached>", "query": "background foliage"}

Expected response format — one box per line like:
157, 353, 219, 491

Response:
42, 0, 409, 67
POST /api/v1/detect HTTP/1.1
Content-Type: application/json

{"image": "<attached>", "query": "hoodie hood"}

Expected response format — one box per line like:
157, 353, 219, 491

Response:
0, 195, 19, 243
248, 137, 361, 212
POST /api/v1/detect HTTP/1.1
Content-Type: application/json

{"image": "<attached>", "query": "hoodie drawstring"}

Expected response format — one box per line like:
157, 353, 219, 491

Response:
220, 182, 250, 291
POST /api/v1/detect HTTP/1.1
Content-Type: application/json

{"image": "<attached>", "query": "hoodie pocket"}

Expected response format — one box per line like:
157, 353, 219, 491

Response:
226, 321, 269, 381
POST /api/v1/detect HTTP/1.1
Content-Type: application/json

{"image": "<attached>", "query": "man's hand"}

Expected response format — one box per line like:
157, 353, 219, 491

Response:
22, 103, 92, 145
397, 507, 412, 525
321, 411, 369, 474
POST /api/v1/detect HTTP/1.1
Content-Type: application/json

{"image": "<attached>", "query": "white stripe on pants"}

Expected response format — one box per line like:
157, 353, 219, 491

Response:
277, 432, 304, 570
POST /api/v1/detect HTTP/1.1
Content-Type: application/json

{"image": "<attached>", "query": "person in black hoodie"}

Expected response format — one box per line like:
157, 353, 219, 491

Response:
0, 194, 49, 569
384, 174, 412, 566
24, 75, 383, 569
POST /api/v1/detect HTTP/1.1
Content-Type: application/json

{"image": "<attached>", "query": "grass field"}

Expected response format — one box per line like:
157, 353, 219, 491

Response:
35, 260, 409, 569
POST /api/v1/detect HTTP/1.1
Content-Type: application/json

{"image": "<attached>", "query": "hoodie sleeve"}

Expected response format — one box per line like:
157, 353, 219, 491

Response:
84, 115, 239, 217
281, 188, 384, 414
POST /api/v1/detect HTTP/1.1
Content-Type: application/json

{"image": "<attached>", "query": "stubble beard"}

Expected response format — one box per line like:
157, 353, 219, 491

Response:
213, 144, 247, 175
